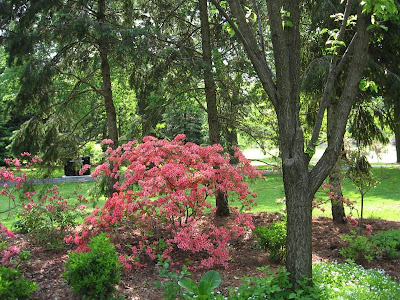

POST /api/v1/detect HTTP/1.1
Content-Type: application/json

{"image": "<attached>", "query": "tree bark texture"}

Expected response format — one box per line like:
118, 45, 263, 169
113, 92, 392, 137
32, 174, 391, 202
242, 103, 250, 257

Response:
329, 167, 347, 223
394, 101, 400, 163
97, 0, 118, 197
97, 0, 119, 148
328, 103, 346, 224
199, 0, 229, 216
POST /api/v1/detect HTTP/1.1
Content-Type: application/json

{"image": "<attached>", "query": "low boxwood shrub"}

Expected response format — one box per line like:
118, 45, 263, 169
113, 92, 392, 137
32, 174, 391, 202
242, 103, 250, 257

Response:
63, 233, 122, 300
313, 261, 400, 300
0, 266, 38, 300
371, 229, 400, 259
339, 233, 378, 263
254, 219, 286, 262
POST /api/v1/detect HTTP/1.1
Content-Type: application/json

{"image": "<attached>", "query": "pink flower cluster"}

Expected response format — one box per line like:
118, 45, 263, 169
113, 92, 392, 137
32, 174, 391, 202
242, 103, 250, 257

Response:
1, 245, 20, 266
67, 135, 262, 269
1, 222, 15, 238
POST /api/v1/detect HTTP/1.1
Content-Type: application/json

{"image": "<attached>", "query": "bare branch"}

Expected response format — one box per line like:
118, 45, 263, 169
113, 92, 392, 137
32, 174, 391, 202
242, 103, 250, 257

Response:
210, 0, 277, 106
251, 0, 268, 65
306, 0, 354, 154
309, 6, 370, 194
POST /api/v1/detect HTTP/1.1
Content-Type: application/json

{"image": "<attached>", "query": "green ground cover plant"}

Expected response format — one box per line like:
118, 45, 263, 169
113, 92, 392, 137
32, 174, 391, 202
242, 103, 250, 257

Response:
340, 232, 378, 263
371, 229, 400, 259
157, 262, 400, 300
313, 261, 400, 300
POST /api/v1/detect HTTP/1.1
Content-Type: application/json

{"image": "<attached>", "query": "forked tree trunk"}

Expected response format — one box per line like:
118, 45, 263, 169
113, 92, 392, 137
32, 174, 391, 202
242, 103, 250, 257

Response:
199, 0, 229, 216
211, 0, 369, 286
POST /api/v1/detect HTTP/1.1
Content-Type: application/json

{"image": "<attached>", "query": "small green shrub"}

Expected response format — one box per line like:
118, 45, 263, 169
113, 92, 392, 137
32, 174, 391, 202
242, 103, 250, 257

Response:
313, 261, 400, 299
0, 266, 38, 300
340, 232, 379, 263
371, 229, 400, 259
229, 266, 321, 300
63, 233, 121, 300
254, 220, 286, 262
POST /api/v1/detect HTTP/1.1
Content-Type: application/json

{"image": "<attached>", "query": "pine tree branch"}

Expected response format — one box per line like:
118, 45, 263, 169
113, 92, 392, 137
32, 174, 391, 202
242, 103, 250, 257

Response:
67, 103, 104, 137
56, 69, 104, 96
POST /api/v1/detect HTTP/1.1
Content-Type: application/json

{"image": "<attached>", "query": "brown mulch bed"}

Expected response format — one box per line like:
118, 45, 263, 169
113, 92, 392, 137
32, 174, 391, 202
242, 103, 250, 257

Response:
6, 213, 400, 300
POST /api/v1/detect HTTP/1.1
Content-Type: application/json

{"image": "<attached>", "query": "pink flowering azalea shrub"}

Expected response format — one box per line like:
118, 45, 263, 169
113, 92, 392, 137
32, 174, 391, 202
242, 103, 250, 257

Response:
0, 153, 42, 218
68, 134, 262, 270
20, 185, 90, 250
1, 153, 90, 251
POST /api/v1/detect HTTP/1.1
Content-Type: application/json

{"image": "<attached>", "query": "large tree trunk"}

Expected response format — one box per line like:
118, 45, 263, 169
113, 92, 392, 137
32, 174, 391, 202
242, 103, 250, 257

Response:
199, 0, 229, 216
394, 101, 400, 163
97, 0, 118, 197
97, 0, 118, 148
328, 103, 346, 224
280, 127, 313, 286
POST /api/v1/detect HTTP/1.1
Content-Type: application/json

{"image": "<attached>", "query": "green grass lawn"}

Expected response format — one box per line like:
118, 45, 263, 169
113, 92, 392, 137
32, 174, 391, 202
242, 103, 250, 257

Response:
250, 167, 400, 221
1, 167, 399, 229
0, 181, 99, 228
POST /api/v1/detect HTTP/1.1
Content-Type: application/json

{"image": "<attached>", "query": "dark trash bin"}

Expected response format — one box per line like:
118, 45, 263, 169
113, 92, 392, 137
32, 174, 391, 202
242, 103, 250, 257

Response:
64, 156, 91, 176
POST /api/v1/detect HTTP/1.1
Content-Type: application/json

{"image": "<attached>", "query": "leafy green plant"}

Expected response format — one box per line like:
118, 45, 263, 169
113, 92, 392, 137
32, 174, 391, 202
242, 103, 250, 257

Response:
254, 219, 286, 262
63, 233, 122, 300
0, 266, 38, 300
154, 258, 191, 300
371, 229, 400, 259
155, 258, 224, 300
340, 232, 379, 263
313, 261, 400, 299
229, 266, 321, 300
178, 270, 222, 300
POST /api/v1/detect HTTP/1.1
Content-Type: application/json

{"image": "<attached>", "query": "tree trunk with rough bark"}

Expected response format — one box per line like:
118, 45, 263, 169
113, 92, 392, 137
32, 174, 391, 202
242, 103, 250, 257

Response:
97, 0, 118, 197
97, 0, 119, 148
394, 101, 400, 163
199, 0, 229, 216
329, 168, 347, 223
328, 103, 347, 224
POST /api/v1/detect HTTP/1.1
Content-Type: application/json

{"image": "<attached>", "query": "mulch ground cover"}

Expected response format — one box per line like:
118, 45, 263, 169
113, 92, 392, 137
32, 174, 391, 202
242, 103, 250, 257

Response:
7, 213, 400, 300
